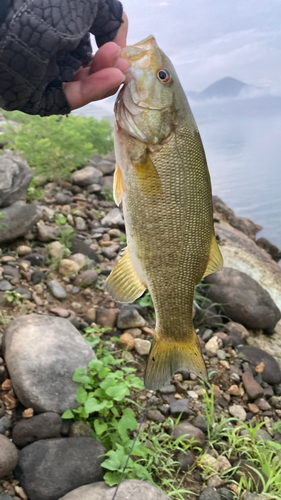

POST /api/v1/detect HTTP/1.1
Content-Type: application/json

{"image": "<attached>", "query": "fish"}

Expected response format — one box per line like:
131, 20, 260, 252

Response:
105, 35, 223, 391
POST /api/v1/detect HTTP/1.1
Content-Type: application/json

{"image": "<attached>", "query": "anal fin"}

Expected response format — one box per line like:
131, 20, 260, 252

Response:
203, 231, 223, 278
105, 247, 146, 303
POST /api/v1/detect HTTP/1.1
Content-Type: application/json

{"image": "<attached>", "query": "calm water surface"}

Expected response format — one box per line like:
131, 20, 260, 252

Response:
192, 103, 281, 247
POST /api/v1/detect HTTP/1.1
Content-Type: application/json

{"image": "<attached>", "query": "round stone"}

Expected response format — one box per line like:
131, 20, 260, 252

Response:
0, 434, 18, 478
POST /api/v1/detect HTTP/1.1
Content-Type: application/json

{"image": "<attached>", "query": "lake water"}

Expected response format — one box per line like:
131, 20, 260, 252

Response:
191, 97, 281, 247
77, 95, 281, 247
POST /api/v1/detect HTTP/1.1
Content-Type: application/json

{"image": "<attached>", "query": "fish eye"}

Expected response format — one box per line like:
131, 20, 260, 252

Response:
157, 68, 171, 84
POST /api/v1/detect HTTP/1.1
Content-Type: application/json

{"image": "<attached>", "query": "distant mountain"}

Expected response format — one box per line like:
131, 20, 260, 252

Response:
187, 77, 255, 101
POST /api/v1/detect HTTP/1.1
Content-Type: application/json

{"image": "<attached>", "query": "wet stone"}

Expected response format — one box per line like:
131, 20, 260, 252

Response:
242, 372, 264, 400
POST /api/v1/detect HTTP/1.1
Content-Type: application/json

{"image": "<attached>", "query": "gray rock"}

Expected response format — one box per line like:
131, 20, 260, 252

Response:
69, 237, 99, 263
12, 412, 62, 448
225, 322, 250, 340
218, 488, 234, 500
173, 421, 206, 448
14, 287, 32, 300
37, 225, 59, 242
55, 193, 73, 205
14, 438, 105, 500
69, 421, 93, 437
199, 488, 221, 500
176, 450, 196, 472
96, 160, 115, 175
229, 404, 247, 421
213, 196, 261, 240
72, 166, 102, 187
0, 202, 41, 244
0, 493, 14, 500
74, 270, 98, 288
25, 253, 44, 266
2, 265, 20, 279
205, 267, 281, 333
237, 345, 281, 385
0, 152, 33, 208
134, 338, 151, 355
0, 434, 18, 478
3, 314, 95, 413
101, 208, 124, 228
90, 154, 103, 164
0, 417, 11, 435
0, 280, 13, 291
48, 280, 67, 299
170, 399, 190, 420
147, 410, 165, 423
100, 176, 114, 190
117, 306, 146, 329
59, 480, 170, 500
75, 217, 87, 231
104, 151, 115, 163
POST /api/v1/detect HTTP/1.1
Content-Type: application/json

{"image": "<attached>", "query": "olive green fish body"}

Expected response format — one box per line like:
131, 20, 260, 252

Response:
106, 36, 223, 390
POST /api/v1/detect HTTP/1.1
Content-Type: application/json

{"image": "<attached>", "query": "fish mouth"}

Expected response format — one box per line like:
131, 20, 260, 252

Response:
120, 35, 158, 63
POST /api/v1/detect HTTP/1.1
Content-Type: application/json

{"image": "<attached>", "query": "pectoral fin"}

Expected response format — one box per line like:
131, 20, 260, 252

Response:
203, 231, 223, 278
132, 153, 161, 197
105, 247, 146, 303
113, 164, 124, 206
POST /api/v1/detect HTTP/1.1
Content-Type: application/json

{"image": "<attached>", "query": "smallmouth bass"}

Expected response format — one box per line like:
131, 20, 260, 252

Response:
106, 36, 223, 390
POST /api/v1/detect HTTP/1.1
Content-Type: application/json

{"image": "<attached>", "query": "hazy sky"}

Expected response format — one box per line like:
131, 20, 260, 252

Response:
119, 0, 281, 93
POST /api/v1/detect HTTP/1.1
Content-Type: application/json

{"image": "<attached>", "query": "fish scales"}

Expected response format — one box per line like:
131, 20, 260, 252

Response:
106, 35, 223, 390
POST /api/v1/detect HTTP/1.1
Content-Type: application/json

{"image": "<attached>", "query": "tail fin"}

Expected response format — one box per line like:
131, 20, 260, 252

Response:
144, 330, 207, 391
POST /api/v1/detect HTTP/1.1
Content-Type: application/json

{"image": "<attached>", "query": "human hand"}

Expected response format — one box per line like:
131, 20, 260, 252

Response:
63, 12, 129, 111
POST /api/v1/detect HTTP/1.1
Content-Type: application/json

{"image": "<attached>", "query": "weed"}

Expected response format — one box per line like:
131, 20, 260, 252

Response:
101, 187, 114, 203
4, 290, 25, 306
0, 212, 5, 229
57, 226, 75, 249
136, 291, 154, 309
119, 235, 127, 245
25, 178, 44, 201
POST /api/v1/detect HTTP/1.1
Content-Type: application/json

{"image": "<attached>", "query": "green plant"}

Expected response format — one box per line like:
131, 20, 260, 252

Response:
25, 178, 44, 201
1, 113, 113, 180
119, 235, 127, 245
0, 212, 5, 229
101, 187, 114, 203
4, 290, 24, 306
57, 226, 75, 249
136, 291, 154, 309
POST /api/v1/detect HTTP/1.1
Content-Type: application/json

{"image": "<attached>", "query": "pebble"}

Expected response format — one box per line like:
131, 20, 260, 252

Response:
199, 488, 220, 500
17, 246, 32, 256
120, 333, 135, 351
25, 253, 44, 266
207, 475, 224, 488
74, 270, 98, 287
72, 166, 102, 186
0, 281, 13, 291
0, 417, 11, 435
255, 398, 271, 411
217, 349, 226, 360
59, 259, 80, 276
248, 403, 260, 415
173, 422, 206, 448
170, 399, 190, 419
31, 271, 44, 284
227, 385, 241, 397
219, 488, 234, 500
49, 307, 70, 318
269, 395, 281, 409
49, 241, 65, 260
75, 217, 87, 231
0, 434, 18, 478
134, 339, 151, 356
147, 410, 165, 424
229, 404, 247, 421
244, 494, 267, 500
37, 224, 59, 242
95, 307, 119, 330
69, 421, 93, 437
47, 280, 67, 299
101, 208, 124, 228
205, 336, 220, 357
117, 306, 146, 329
202, 329, 213, 342
242, 371, 264, 400
191, 415, 208, 433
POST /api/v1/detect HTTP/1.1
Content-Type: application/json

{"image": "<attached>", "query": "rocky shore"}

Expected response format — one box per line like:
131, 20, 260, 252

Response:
0, 145, 281, 500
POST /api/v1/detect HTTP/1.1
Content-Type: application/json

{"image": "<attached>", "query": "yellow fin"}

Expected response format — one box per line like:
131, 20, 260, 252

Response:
132, 153, 161, 197
203, 231, 223, 278
144, 330, 207, 390
113, 164, 124, 206
105, 247, 146, 303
